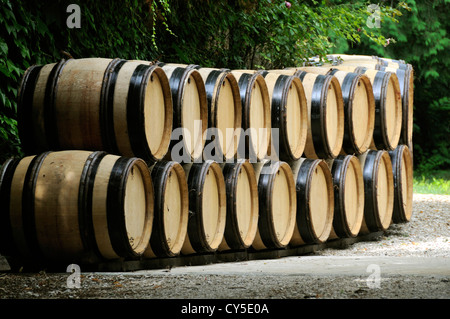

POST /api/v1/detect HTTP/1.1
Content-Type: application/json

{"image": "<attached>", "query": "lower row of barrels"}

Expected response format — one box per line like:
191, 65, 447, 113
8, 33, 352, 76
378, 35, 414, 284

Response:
0, 144, 413, 266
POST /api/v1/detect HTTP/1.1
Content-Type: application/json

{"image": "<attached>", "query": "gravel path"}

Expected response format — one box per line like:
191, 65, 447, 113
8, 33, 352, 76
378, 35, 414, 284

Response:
0, 193, 448, 302
314, 193, 450, 258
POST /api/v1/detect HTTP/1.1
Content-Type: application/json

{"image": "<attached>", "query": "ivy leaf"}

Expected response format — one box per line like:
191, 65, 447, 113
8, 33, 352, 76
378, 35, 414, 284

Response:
0, 63, 10, 77
0, 40, 8, 56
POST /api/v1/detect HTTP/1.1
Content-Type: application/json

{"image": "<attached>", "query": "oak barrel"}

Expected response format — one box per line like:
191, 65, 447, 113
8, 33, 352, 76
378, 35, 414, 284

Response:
194, 67, 242, 161
331, 65, 402, 151
333, 57, 414, 147
0, 150, 154, 265
376, 58, 411, 71
158, 63, 208, 162
326, 155, 365, 239
358, 68, 402, 153
104, 59, 173, 161
358, 150, 394, 234
272, 69, 345, 159
218, 160, 259, 251
17, 58, 173, 162
339, 60, 387, 70
231, 71, 271, 161
258, 71, 308, 162
326, 54, 379, 62
299, 66, 375, 155
376, 65, 414, 147
159, 64, 243, 161
181, 160, 227, 254
339, 57, 410, 71
144, 161, 189, 258
17, 63, 54, 155
289, 158, 334, 246
0, 157, 21, 257
388, 145, 414, 223
298, 71, 344, 159
326, 54, 406, 66
251, 160, 296, 250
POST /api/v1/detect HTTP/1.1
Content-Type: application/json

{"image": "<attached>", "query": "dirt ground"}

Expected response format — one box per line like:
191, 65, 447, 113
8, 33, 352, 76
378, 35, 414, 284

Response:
0, 193, 448, 312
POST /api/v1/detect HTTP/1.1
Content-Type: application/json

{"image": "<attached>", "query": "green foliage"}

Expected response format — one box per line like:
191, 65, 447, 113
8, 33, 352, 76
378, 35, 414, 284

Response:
0, 0, 170, 163
155, 0, 402, 69
332, 0, 450, 173
413, 170, 450, 195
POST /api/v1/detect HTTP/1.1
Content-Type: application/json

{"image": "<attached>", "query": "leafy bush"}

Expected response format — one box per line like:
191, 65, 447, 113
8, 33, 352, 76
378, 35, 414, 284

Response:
332, 0, 450, 173
0, 0, 170, 163
414, 170, 450, 195
155, 0, 403, 69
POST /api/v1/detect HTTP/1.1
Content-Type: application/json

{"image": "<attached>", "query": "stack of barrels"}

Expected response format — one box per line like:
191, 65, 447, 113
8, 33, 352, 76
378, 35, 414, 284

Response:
0, 54, 414, 269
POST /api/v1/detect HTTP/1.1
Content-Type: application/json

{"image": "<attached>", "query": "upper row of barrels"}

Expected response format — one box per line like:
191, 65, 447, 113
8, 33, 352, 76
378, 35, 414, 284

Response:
17, 54, 414, 164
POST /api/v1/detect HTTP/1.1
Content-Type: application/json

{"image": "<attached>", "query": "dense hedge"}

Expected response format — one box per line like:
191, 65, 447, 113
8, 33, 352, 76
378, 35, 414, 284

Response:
332, 0, 449, 172
154, 0, 402, 69
1, 0, 447, 172
0, 0, 165, 162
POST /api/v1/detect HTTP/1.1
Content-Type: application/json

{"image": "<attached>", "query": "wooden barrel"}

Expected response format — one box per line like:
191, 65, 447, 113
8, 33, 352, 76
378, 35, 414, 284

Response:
326, 155, 365, 238
0, 150, 154, 265
297, 71, 345, 159
272, 69, 345, 159
307, 55, 379, 68
374, 56, 406, 63
316, 54, 409, 70
0, 157, 21, 257
372, 62, 413, 151
388, 145, 413, 223
158, 63, 208, 162
231, 71, 271, 161
218, 160, 259, 251
331, 65, 402, 151
105, 59, 173, 161
156, 64, 242, 161
327, 53, 376, 61
376, 65, 414, 147
17, 63, 55, 155
335, 59, 414, 147
144, 161, 189, 258
258, 71, 308, 162
251, 160, 296, 250
376, 58, 411, 71
181, 160, 227, 254
289, 158, 334, 246
299, 66, 375, 155
358, 150, 394, 234
194, 67, 242, 161
344, 57, 410, 70
155, 63, 200, 69
17, 58, 173, 162
339, 60, 386, 70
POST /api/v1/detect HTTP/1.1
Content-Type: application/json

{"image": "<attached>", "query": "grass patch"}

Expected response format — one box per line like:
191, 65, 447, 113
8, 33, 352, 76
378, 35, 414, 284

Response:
413, 170, 450, 195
